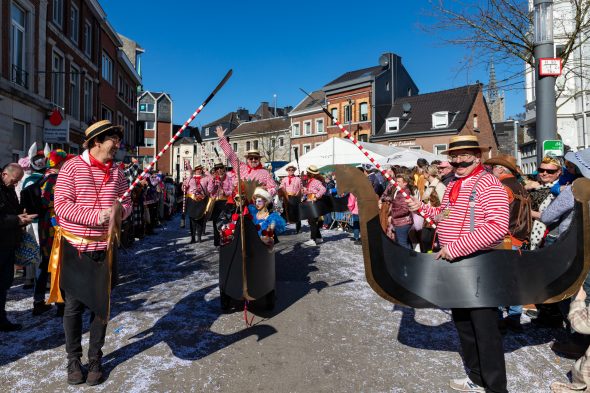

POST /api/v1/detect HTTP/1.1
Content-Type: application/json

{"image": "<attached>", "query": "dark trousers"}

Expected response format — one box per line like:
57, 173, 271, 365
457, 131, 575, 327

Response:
452, 307, 507, 393
33, 256, 49, 303
63, 290, 107, 360
420, 227, 436, 253
295, 221, 301, 232
308, 217, 322, 240
189, 217, 205, 240
0, 248, 16, 322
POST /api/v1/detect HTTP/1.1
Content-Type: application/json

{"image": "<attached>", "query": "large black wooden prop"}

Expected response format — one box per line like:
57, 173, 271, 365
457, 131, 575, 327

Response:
186, 197, 209, 220
334, 165, 590, 308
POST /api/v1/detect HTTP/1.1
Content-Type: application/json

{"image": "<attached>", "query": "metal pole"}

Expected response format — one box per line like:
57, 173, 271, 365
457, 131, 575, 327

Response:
534, 0, 557, 166
513, 120, 521, 167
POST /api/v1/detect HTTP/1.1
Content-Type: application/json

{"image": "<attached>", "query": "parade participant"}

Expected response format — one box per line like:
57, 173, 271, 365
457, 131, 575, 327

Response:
53, 120, 132, 386
437, 161, 456, 186
186, 164, 210, 243
33, 150, 73, 316
208, 161, 234, 247
247, 187, 286, 247
302, 165, 326, 246
215, 126, 277, 196
279, 165, 302, 233
407, 135, 509, 393
1, 163, 37, 331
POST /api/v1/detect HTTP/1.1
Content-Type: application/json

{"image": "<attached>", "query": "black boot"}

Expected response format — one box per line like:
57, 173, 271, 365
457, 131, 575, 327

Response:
190, 237, 196, 244
67, 358, 85, 385
86, 358, 103, 386
32, 301, 52, 316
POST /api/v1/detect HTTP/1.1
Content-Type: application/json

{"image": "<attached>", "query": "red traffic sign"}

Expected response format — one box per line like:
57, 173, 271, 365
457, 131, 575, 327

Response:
539, 58, 562, 76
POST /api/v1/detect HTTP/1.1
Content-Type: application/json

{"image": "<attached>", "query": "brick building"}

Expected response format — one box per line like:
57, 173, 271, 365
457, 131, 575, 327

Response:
289, 90, 328, 157
137, 91, 173, 173
371, 84, 499, 157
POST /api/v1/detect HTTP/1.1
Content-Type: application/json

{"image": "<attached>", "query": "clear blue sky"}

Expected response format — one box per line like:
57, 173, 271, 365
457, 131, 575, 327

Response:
102, 0, 524, 127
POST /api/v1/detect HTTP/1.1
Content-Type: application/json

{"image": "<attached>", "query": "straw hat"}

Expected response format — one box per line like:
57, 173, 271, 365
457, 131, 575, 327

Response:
244, 149, 261, 158
252, 187, 271, 202
307, 165, 320, 175
83, 120, 123, 149
484, 154, 519, 175
213, 160, 225, 170
441, 135, 489, 155
286, 164, 297, 171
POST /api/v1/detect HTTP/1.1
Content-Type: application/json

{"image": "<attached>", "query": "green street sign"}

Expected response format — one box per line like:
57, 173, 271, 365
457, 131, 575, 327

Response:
543, 140, 564, 157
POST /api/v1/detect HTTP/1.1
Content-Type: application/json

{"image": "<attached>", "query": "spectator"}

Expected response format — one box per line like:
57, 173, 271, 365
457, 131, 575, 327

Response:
383, 171, 414, 249
437, 161, 455, 186
0, 163, 37, 331
348, 193, 360, 245
420, 165, 446, 253
413, 158, 429, 199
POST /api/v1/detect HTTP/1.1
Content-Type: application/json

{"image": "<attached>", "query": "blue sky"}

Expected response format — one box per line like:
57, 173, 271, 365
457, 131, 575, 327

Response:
102, 0, 524, 127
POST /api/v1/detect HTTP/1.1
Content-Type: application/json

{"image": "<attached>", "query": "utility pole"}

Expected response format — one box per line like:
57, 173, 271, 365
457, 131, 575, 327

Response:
533, 0, 558, 166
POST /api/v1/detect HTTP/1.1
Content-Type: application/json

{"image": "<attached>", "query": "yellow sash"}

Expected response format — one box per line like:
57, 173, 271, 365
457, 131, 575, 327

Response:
46, 227, 110, 305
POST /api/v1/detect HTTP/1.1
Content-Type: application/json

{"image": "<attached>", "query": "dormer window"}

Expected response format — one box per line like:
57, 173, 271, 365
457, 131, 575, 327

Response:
432, 111, 449, 129
385, 117, 400, 133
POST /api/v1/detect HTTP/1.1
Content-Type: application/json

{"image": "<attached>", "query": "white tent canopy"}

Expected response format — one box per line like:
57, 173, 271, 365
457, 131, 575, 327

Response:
275, 137, 400, 177
375, 148, 446, 168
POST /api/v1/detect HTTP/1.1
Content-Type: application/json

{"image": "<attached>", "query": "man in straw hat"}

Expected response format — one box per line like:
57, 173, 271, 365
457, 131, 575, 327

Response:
52, 120, 132, 386
407, 135, 510, 393
302, 164, 326, 247
186, 164, 211, 243
215, 126, 277, 196
279, 164, 302, 233
208, 160, 234, 247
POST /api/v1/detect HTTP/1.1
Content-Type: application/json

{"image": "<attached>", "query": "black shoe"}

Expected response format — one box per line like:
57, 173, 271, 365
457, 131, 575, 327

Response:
190, 238, 196, 244
353, 240, 362, 245
551, 340, 587, 358
531, 315, 563, 328
86, 358, 103, 386
197, 236, 202, 243
67, 358, 85, 385
0, 320, 22, 332
504, 317, 524, 332
23, 283, 34, 290
32, 301, 52, 316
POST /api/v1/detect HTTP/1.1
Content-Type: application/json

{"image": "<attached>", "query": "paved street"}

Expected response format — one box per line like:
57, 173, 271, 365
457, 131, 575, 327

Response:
0, 216, 575, 392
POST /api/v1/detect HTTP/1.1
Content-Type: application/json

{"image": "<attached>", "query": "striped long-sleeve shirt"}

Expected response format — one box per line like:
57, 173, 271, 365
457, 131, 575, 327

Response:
218, 137, 277, 196
303, 178, 326, 199
54, 150, 132, 252
207, 175, 234, 197
187, 175, 210, 196
280, 176, 302, 195
420, 171, 509, 259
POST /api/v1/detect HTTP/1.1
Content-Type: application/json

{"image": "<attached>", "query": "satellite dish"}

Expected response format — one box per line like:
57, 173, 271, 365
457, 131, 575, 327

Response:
402, 102, 412, 112
379, 54, 389, 68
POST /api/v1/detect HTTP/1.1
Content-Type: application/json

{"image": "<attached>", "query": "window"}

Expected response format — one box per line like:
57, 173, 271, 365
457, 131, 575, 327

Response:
407, 88, 412, 97
139, 103, 154, 112
144, 121, 155, 130
130, 122, 135, 144
52, 0, 63, 27
12, 120, 28, 153
432, 111, 450, 128
303, 144, 312, 154
124, 118, 129, 142
246, 141, 251, 150
315, 119, 324, 133
84, 21, 92, 57
253, 140, 259, 149
344, 105, 352, 123
292, 122, 300, 136
385, 117, 400, 133
11, 3, 27, 88
473, 114, 479, 130
331, 108, 338, 124
304, 121, 312, 135
70, 4, 79, 44
433, 144, 448, 156
144, 138, 155, 147
118, 76, 123, 97
69, 65, 80, 119
205, 127, 210, 136
117, 113, 123, 127
101, 106, 113, 121
83, 78, 93, 123
359, 134, 368, 142
51, 51, 65, 107
359, 102, 368, 122
101, 52, 113, 84
233, 143, 238, 151
278, 137, 284, 147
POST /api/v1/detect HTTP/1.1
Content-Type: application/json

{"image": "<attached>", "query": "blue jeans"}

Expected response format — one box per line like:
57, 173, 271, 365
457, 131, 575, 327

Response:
351, 214, 360, 240
323, 213, 333, 226
394, 224, 412, 249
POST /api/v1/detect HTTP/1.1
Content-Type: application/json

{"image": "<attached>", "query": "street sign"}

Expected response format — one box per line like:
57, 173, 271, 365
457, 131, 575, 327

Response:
539, 58, 562, 76
43, 119, 70, 143
543, 140, 564, 157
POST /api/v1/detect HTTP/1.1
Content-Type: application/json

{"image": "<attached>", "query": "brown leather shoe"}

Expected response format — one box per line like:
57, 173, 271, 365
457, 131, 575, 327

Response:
67, 358, 85, 385
86, 358, 103, 386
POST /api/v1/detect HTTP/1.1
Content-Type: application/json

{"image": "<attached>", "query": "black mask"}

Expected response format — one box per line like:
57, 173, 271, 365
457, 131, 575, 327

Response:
450, 160, 475, 168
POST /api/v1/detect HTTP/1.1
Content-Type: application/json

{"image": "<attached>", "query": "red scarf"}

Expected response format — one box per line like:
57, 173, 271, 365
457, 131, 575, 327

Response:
89, 153, 113, 183
288, 175, 293, 185
448, 164, 485, 205
247, 163, 263, 174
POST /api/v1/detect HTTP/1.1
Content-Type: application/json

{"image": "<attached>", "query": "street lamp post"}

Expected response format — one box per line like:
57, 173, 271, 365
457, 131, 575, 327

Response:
534, 0, 557, 166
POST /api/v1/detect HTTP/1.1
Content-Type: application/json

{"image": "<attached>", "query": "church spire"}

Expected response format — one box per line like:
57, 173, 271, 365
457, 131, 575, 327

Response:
488, 59, 498, 101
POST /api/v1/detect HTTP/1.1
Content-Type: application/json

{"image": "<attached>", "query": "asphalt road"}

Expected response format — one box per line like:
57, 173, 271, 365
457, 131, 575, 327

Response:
0, 216, 574, 392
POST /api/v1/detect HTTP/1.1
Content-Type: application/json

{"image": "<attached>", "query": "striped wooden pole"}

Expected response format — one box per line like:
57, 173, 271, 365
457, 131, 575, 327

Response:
299, 88, 436, 228
119, 70, 232, 202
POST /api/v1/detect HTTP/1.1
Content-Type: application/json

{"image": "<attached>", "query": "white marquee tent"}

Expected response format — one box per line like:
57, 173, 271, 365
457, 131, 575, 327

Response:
375, 149, 446, 168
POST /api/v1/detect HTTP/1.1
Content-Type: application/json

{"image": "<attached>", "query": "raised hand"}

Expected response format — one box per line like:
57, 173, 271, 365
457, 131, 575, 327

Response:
215, 125, 226, 138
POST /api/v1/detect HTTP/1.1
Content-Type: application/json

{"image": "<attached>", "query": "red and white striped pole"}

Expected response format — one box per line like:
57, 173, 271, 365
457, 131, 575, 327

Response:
299, 89, 436, 228
119, 70, 232, 202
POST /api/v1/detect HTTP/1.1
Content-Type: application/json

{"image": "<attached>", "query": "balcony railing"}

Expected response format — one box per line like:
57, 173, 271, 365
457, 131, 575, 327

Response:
11, 64, 28, 88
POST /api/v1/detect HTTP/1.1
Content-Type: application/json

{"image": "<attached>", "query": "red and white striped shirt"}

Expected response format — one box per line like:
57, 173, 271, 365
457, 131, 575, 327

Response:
54, 151, 132, 252
303, 178, 326, 199
280, 175, 302, 195
420, 171, 509, 259
207, 175, 234, 197
187, 175, 210, 196
218, 137, 277, 196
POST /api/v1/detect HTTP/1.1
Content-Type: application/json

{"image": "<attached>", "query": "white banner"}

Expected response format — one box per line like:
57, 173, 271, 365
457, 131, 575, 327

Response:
43, 120, 70, 143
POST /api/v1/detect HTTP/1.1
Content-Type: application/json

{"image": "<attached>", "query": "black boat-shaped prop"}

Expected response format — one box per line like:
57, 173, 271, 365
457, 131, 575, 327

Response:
334, 165, 590, 309
219, 218, 275, 310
